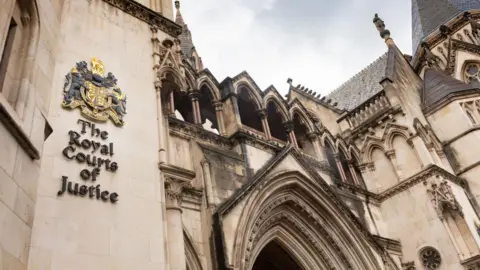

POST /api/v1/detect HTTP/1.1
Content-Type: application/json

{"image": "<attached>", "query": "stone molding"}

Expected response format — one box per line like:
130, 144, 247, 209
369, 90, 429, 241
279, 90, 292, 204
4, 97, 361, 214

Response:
102, 0, 182, 37
426, 180, 463, 220
215, 152, 398, 268
337, 165, 465, 203
412, 10, 480, 69
0, 95, 45, 159
245, 194, 353, 269
159, 163, 196, 210
372, 235, 402, 254
462, 254, 480, 270
376, 164, 465, 202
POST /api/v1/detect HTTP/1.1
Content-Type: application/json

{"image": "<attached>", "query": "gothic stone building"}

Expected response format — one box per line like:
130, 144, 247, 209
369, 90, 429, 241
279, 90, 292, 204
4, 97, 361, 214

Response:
1, 0, 480, 269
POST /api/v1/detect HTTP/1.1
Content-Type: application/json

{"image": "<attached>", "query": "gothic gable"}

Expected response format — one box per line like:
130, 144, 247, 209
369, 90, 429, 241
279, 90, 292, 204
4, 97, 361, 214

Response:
213, 146, 397, 269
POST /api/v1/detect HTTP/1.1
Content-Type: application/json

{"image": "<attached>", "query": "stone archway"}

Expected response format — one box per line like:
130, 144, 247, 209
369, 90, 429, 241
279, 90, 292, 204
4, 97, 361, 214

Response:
252, 241, 303, 270
229, 170, 390, 270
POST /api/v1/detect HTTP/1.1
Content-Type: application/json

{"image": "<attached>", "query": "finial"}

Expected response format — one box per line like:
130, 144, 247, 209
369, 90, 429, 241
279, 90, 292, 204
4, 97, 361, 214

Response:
287, 78, 293, 85
373, 13, 394, 45
175, 0, 180, 9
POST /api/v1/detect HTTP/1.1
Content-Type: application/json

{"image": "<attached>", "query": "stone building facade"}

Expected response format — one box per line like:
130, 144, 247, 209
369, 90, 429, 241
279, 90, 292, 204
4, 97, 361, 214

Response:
1, 0, 480, 269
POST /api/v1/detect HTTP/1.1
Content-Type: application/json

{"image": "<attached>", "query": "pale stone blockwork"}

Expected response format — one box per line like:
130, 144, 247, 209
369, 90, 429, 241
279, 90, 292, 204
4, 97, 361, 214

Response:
1, 0, 480, 270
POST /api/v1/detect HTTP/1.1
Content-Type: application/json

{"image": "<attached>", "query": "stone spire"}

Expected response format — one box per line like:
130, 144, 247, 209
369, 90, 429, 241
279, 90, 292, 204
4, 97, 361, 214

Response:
373, 14, 394, 46
411, 0, 480, 53
175, 1, 195, 58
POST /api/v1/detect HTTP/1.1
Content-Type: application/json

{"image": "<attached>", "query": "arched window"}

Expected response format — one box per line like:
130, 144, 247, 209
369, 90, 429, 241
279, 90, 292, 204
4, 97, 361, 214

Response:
198, 85, 219, 134
338, 149, 354, 184
238, 86, 263, 133
0, 0, 38, 109
292, 112, 315, 157
463, 62, 480, 84
266, 100, 287, 142
324, 141, 340, 182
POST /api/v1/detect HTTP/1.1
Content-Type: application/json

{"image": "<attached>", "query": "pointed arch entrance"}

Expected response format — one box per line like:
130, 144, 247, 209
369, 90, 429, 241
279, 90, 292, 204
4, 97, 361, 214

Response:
221, 169, 392, 270
252, 241, 303, 270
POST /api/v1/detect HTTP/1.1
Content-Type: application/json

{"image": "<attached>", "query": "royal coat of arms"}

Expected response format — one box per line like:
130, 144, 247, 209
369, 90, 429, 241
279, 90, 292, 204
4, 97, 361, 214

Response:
62, 57, 127, 126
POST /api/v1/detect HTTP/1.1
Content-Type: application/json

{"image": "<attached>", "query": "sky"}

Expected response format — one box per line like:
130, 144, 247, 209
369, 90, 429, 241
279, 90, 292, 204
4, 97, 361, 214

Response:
177, 0, 412, 96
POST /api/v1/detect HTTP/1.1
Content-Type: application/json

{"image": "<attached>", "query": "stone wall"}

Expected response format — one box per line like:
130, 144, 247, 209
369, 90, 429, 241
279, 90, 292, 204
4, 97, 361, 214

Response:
0, 0, 61, 269
29, 0, 172, 269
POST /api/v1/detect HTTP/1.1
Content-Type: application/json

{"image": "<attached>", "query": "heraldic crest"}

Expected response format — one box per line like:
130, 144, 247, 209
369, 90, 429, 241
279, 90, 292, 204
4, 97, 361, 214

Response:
62, 57, 127, 126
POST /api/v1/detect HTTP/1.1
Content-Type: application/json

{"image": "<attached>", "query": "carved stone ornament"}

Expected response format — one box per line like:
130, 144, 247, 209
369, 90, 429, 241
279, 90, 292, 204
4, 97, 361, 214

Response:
426, 181, 462, 220
420, 247, 441, 270
62, 57, 127, 126
165, 177, 190, 210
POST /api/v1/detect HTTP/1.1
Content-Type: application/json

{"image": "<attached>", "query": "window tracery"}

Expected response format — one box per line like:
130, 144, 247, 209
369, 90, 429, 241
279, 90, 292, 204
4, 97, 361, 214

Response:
419, 247, 441, 270
464, 62, 480, 83
460, 99, 480, 125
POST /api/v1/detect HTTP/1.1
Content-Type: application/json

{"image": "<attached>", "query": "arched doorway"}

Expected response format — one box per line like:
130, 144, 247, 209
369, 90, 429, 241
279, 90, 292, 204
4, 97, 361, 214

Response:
252, 241, 303, 270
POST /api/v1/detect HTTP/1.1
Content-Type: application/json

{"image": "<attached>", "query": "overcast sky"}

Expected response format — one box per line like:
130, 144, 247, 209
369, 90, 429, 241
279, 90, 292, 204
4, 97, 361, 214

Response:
178, 0, 412, 96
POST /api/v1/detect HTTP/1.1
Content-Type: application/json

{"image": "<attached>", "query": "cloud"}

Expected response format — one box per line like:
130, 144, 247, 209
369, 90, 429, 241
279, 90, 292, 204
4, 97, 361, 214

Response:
179, 0, 412, 96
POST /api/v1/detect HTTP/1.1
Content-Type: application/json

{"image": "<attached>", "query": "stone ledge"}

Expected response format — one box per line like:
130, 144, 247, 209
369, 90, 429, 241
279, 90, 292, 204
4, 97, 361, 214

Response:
102, 0, 182, 37
0, 95, 40, 160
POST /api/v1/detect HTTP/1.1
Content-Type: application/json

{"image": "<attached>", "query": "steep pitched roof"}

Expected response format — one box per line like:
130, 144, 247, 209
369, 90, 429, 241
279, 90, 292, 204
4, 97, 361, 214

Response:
422, 68, 480, 112
411, 0, 480, 53
327, 53, 388, 111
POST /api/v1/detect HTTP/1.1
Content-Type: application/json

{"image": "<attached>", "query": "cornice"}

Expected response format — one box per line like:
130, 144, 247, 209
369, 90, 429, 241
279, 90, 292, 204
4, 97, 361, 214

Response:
102, 0, 182, 37
372, 235, 402, 254
159, 163, 196, 182
377, 164, 465, 202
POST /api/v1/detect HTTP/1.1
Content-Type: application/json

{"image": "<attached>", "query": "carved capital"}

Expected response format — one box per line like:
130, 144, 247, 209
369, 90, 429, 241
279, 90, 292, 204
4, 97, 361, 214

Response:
154, 80, 162, 90
257, 108, 268, 119
385, 149, 396, 159
188, 89, 201, 100
165, 177, 190, 211
283, 121, 294, 133
306, 132, 319, 141
200, 159, 211, 167
213, 101, 223, 111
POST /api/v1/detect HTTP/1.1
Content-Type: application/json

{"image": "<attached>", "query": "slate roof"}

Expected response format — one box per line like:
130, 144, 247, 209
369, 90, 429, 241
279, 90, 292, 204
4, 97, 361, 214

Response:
422, 68, 480, 112
412, 0, 480, 53
327, 53, 388, 111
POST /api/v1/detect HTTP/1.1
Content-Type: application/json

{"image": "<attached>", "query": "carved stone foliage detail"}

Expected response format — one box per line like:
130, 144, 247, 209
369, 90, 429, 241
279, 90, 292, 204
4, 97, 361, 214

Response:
165, 177, 190, 209
426, 181, 462, 220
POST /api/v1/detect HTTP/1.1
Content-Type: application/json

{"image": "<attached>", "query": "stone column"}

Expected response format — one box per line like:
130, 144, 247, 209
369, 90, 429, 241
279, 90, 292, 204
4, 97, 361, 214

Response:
358, 163, 371, 189
306, 132, 325, 161
411, 136, 434, 168
284, 121, 298, 148
165, 177, 189, 270
348, 162, 360, 186
154, 81, 168, 164
334, 154, 347, 182
385, 150, 403, 180
258, 109, 271, 139
169, 91, 175, 116
189, 90, 201, 125
201, 160, 216, 207
213, 101, 226, 136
